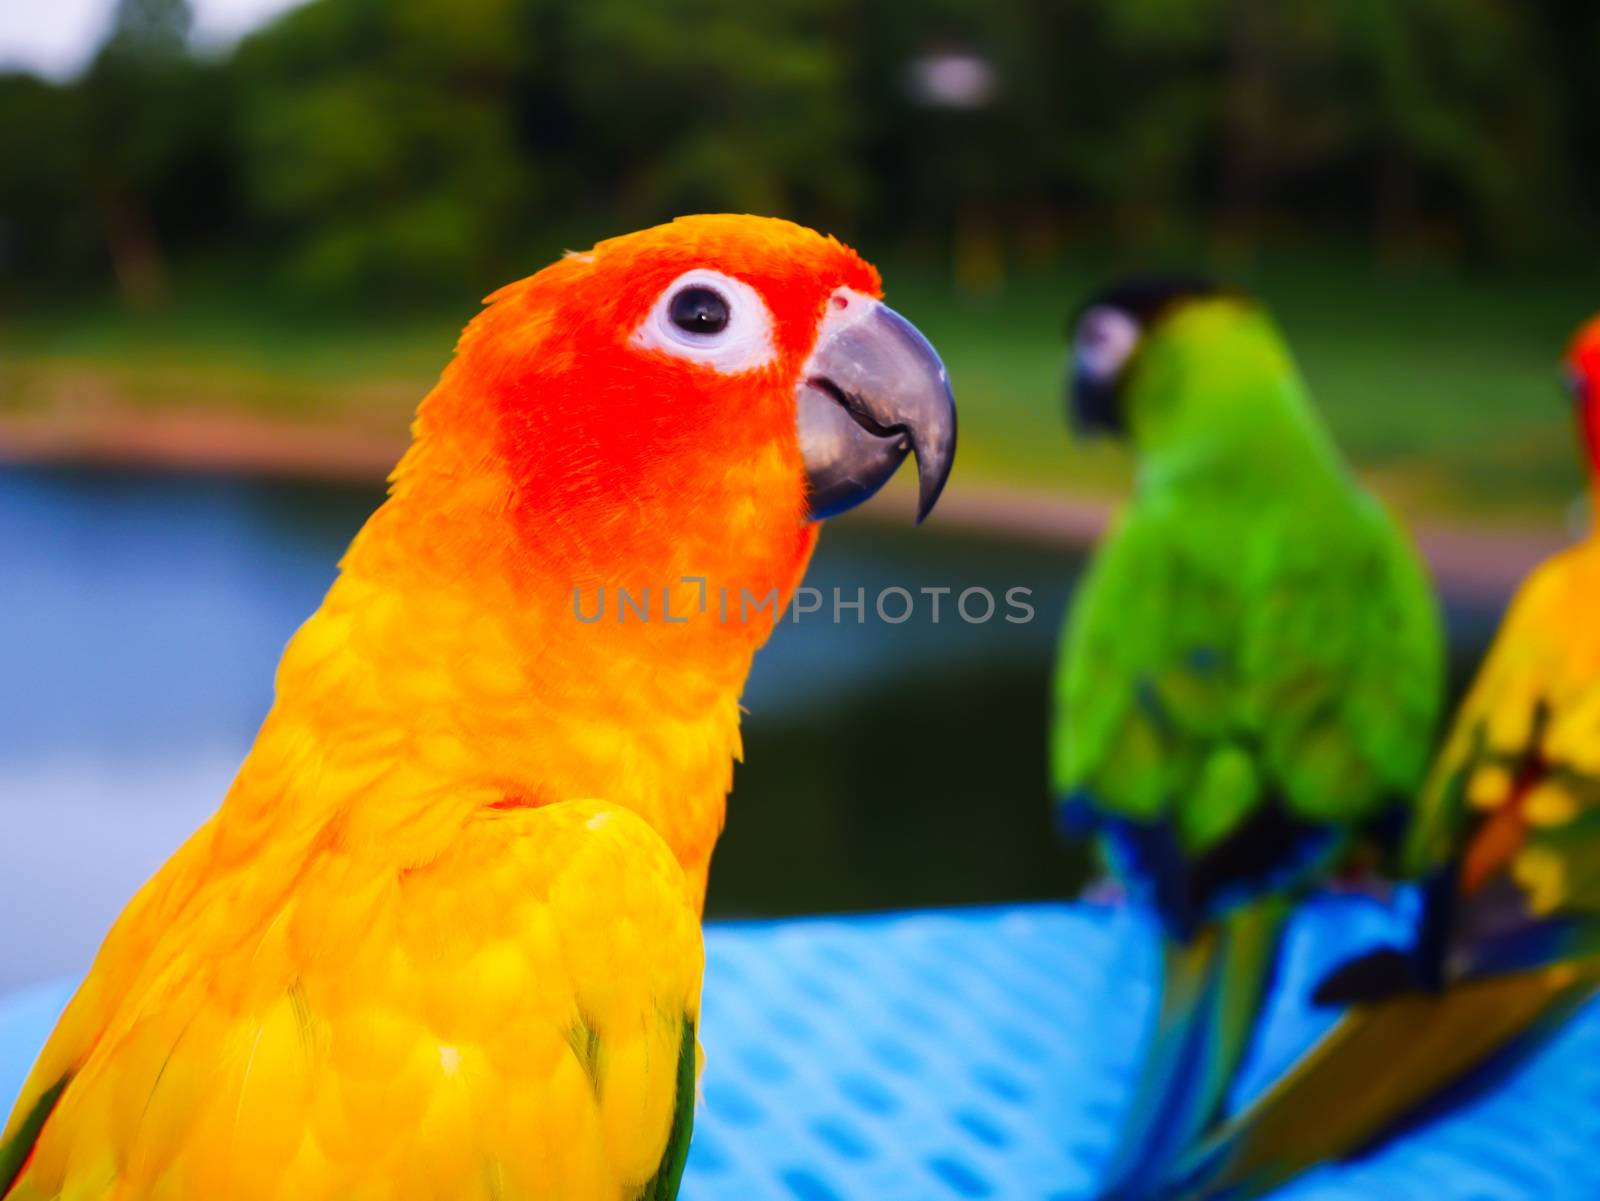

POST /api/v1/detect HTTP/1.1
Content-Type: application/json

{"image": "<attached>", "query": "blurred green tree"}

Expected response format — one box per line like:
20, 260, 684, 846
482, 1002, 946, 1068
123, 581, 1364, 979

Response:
88, 0, 188, 308
230, 0, 534, 300
0, 75, 93, 288
223, 0, 857, 300
0, 0, 1595, 305
559, 0, 858, 225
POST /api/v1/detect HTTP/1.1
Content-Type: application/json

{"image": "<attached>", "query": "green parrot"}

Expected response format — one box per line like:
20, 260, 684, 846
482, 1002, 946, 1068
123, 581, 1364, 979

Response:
1051, 277, 1445, 1200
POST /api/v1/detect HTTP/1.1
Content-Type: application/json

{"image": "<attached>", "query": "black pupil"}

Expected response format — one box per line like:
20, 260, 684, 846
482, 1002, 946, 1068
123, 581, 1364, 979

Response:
670, 287, 729, 336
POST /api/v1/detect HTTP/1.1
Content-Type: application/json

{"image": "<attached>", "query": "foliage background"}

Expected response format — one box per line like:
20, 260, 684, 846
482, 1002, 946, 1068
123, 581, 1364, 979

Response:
5, 0, 1599, 304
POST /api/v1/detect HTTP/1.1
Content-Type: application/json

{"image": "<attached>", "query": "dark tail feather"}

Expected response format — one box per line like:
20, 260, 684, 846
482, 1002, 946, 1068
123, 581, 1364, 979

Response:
1161, 962, 1600, 1201
1096, 897, 1289, 1201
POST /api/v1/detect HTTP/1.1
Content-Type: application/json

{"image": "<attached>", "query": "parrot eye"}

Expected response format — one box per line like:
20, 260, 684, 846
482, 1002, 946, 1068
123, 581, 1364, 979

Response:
669, 287, 730, 336
633, 268, 776, 374
1075, 305, 1141, 383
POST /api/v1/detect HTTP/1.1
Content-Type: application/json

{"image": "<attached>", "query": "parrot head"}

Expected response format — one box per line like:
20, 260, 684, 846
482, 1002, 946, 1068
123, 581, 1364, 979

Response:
298, 217, 958, 883
1563, 313, 1600, 478
392, 214, 956, 639
1066, 274, 1227, 437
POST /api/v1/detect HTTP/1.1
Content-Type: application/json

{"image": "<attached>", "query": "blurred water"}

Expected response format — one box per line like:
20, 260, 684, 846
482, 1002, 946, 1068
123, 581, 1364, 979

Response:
0, 466, 1087, 990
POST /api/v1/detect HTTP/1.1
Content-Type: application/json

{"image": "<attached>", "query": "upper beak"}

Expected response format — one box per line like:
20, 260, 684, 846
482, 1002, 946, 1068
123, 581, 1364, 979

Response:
797, 291, 957, 523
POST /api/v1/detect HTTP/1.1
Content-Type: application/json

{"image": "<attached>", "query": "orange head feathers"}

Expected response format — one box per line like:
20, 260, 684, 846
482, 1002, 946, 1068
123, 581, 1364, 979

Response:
1565, 313, 1600, 481
379, 213, 955, 632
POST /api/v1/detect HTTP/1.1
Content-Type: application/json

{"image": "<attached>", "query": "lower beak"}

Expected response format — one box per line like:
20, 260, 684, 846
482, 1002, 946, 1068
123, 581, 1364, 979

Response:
1070, 369, 1126, 437
797, 294, 957, 523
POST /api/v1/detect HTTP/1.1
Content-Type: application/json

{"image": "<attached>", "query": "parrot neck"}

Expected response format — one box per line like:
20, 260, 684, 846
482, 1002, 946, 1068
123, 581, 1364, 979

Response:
218, 426, 817, 909
1130, 313, 1344, 497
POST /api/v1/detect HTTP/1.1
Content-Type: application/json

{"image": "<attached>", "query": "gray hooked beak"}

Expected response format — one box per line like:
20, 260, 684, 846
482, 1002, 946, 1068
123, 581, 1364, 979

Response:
797, 290, 957, 523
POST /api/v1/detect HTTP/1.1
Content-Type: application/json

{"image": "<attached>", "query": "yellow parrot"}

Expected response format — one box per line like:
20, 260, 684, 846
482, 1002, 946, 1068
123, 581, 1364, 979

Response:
0, 215, 957, 1201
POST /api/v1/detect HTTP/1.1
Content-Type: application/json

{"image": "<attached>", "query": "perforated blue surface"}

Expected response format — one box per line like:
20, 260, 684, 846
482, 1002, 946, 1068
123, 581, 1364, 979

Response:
2, 900, 1598, 1199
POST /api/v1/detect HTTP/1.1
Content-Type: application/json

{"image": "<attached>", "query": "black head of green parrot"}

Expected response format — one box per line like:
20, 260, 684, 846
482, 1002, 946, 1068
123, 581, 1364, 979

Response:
1067, 274, 1226, 436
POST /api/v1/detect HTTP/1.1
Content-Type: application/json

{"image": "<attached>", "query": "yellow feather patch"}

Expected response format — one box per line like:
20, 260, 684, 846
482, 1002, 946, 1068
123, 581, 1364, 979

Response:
1467, 764, 1512, 811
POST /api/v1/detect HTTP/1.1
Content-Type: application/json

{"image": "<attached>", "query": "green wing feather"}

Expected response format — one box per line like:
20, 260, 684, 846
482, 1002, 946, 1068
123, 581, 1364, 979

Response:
0, 1076, 69, 1198
634, 1016, 697, 1201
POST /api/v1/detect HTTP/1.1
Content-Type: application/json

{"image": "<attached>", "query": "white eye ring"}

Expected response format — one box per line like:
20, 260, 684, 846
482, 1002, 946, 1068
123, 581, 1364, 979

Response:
632, 268, 776, 375
1076, 305, 1141, 382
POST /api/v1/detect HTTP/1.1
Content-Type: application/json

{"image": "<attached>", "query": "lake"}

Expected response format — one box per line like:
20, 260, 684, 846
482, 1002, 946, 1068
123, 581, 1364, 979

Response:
0, 465, 1504, 992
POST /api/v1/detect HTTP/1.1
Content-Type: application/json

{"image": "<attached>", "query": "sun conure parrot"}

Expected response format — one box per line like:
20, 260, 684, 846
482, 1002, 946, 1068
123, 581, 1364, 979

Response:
1050, 277, 1444, 1200
1160, 313, 1600, 1201
0, 214, 956, 1201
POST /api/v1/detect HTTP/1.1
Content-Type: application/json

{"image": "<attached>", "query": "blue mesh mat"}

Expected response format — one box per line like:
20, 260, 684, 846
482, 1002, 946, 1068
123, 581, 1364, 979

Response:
2, 899, 1597, 1199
